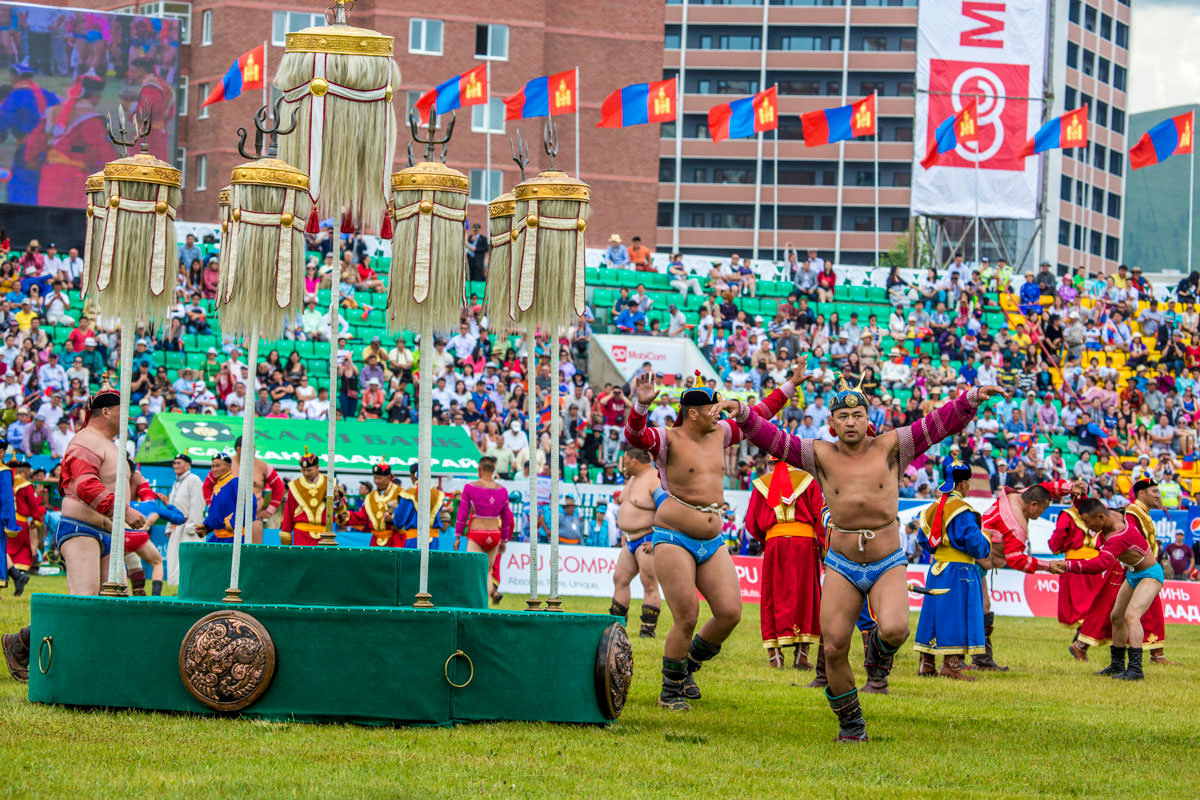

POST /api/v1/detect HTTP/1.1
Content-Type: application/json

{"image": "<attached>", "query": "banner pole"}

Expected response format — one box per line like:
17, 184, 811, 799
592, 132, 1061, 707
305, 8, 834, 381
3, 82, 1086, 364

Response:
414, 314, 434, 607
486, 59, 492, 200
974, 154, 981, 270
834, 0, 851, 270
546, 326, 562, 611
773, 120, 779, 264
525, 325, 540, 610
262, 39, 268, 110
1190, 129, 1195, 272
574, 66, 580, 180
671, 1, 688, 254
752, 128, 763, 262
320, 230, 341, 545
873, 92, 880, 266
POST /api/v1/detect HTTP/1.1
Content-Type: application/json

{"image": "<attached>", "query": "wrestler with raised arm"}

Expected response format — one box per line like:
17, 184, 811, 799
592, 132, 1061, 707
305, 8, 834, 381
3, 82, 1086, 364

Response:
727, 379, 1005, 741
624, 369, 798, 711
3, 389, 147, 682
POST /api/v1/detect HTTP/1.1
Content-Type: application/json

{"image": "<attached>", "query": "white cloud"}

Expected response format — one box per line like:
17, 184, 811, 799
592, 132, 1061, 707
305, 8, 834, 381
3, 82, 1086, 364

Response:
1128, 3, 1200, 114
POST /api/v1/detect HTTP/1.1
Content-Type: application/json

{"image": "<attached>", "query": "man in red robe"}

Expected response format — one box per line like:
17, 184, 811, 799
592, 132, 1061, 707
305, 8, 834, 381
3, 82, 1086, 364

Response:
1048, 505, 1107, 660
745, 460, 825, 670
28, 73, 109, 209
279, 449, 338, 546
5, 461, 43, 573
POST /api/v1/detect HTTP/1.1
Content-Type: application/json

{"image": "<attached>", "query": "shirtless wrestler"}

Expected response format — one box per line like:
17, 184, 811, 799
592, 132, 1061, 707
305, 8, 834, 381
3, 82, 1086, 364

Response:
3, 389, 147, 682
625, 369, 797, 711
203, 435, 284, 544
728, 380, 1004, 741
610, 449, 664, 639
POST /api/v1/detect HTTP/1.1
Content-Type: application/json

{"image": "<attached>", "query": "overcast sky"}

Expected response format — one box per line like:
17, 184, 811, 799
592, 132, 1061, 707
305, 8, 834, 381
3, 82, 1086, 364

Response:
1128, 0, 1200, 114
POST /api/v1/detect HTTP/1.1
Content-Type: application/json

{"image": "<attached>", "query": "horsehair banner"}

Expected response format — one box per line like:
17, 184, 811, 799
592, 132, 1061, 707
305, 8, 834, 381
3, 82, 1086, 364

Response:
911, 0, 1048, 219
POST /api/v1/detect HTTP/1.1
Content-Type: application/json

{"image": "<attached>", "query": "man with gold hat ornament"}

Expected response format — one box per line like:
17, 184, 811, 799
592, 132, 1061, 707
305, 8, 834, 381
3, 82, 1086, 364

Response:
345, 461, 404, 547
726, 374, 1005, 741
281, 448, 343, 546
914, 455, 992, 679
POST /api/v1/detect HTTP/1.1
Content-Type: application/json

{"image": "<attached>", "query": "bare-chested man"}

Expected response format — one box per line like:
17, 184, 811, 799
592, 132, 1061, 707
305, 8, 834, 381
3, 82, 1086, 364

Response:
3, 389, 147, 682
610, 449, 664, 638
729, 379, 1004, 741
625, 370, 796, 711
203, 435, 285, 544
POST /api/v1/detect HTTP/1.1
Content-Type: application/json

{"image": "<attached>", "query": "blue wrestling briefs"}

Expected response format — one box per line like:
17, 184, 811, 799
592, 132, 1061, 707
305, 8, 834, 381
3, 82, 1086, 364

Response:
54, 516, 111, 558
1125, 562, 1165, 588
625, 534, 651, 555
652, 526, 725, 564
824, 548, 907, 594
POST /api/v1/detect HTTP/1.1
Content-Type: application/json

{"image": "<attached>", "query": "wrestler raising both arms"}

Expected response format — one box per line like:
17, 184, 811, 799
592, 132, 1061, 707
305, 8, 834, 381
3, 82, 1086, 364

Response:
1072, 488, 1168, 681
728, 378, 1004, 741
610, 449, 665, 638
624, 369, 796, 711
3, 389, 147, 682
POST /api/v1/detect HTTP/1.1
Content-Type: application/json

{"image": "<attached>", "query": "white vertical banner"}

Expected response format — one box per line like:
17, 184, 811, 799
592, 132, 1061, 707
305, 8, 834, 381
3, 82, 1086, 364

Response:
912, 0, 1047, 219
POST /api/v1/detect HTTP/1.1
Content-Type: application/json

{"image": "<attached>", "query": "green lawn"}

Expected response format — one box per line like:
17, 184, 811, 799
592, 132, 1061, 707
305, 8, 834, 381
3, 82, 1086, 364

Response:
1, 576, 1197, 799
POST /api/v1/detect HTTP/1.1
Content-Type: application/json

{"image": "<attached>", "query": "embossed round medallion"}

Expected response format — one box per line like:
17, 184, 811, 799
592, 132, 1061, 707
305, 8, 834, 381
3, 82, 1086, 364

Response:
594, 622, 634, 720
179, 610, 276, 712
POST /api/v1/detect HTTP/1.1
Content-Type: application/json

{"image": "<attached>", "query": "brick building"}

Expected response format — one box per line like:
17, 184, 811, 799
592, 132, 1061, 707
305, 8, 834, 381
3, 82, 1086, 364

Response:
57, 1, 665, 241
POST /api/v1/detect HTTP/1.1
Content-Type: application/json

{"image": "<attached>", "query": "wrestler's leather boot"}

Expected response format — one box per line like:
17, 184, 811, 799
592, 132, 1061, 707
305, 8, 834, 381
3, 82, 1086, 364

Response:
2, 626, 31, 683
825, 687, 868, 742
970, 612, 1009, 671
862, 630, 894, 695
794, 642, 812, 670
129, 568, 146, 596
1149, 648, 1171, 665
639, 605, 660, 638
151, 580, 163, 596
6, 566, 29, 597
1114, 647, 1144, 681
917, 652, 938, 677
608, 600, 629, 625
1069, 640, 1089, 662
806, 644, 828, 688
767, 647, 785, 669
939, 654, 976, 681
685, 635, 721, 701
1095, 645, 1125, 677
658, 658, 691, 711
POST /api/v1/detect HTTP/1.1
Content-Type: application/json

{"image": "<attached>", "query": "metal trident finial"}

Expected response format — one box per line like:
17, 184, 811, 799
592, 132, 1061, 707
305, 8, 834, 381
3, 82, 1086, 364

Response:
328, 0, 351, 26
105, 105, 152, 156
543, 117, 559, 170
509, 130, 530, 181
237, 95, 298, 159
408, 108, 455, 163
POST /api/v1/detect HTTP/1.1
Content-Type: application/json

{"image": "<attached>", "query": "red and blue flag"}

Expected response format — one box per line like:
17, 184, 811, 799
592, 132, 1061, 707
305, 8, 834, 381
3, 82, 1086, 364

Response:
503, 69, 577, 120
707, 86, 777, 143
201, 44, 265, 108
1019, 105, 1087, 157
597, 78, 676, 128
413, 65, 488, 124
920, 99, 979, 169
801, 94, 875, 146
1130, 111, 1194, 170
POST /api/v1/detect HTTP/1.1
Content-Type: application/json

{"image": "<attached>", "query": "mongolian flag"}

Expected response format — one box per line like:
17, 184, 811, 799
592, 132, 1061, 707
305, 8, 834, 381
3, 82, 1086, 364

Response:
1130, 111, 1194, 170
413, 65, 488, 124
920, 98, 979, 169
707, 86, 777, 143
801, 94, 876, 146
201, 43, 265, 108
597, 78, 676, 128
1019, 105, 1088, 157
503, 69, 577, 120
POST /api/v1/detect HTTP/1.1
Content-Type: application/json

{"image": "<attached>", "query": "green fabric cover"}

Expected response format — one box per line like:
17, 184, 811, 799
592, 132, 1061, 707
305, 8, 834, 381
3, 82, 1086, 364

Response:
176, 543, 488, 609
28, 595, 612, 725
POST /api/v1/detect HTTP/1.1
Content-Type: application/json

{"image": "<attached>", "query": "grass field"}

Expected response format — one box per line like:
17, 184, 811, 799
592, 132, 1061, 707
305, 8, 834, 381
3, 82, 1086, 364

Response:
1, 576, 1197, 800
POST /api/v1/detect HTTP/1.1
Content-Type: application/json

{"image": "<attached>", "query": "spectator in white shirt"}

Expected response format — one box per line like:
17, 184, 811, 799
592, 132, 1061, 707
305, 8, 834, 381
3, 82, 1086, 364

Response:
164, 454, 206, 585
667, 304, 687, 338
48, 417, 74, 458
63, 247, 84, 287
447, 323, 478, 361
1072, 450, 1096, 481
42, 281, 73, 326
37, 352, 67, 393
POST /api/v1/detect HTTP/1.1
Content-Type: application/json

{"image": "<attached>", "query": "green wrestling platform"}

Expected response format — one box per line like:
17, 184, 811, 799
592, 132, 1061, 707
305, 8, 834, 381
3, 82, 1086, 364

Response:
26, 547, 632, 726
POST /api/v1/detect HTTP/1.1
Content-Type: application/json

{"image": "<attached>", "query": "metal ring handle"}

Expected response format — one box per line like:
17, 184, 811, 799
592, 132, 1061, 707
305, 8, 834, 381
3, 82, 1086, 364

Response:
38, 636, 52, 674
443, 649, 473, 688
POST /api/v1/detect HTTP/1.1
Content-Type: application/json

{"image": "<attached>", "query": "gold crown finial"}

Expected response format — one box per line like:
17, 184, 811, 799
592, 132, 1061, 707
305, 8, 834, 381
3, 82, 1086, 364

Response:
693, 370, 705, 389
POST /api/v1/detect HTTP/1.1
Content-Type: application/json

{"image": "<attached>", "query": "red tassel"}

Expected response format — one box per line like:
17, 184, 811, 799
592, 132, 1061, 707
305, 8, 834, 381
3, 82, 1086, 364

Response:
766, 460, 791, 508
380, 210, 393, 240
340, 213, 355, 234
305, 207, 319, 234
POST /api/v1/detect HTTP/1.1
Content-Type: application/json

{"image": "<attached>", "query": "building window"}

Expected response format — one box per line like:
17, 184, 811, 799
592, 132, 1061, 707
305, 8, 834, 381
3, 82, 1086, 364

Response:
475, 24, 509, 61
1060, 175, 1072, 202
197, 82, 209, 118
175, 146, 187, 187
1100, 13, 1112, 40
1068, 0, 1080, 24
1110, 150, 1123, 177
200, 9, 212, 45
1092, 188, 1104, 213
1114, 65, 1126, 91
854, 216, 873, 232
468, 168, 502, 203
893, 126, 913, 142
140, 2, 192, 45
1093, 144, 1107, 169
659, 161, 675, 183
177, 75, 188, 116
1111, 108, 1125, 135
1084, 5, 1097, 32
1107, 193, 1121, 219
1059, 219, 1071, 246
195, 154, 207, 191
1073, 224, 1083, 250
861, 36, 889, 52
1098, 57, 1110, 84
271, 11, 325, 46
1090, 230, 1102, 256
471, 98, 505, 134
1066, 42, 1079, 69
899, 37, 916, 51
1064, 87, 1077, 109
892, 171, 911, 187
1116, 22, 1129, 49
405, 89, 424, 122
1082, 49, 1094, 77
665, 27, 681, 49
1106, 235, 1119, 260
898, 80, 914, 95
891, 218, 907, 233
1095, 101, 1108, 127
409, 18, 443, 56
657, 204, 673, 228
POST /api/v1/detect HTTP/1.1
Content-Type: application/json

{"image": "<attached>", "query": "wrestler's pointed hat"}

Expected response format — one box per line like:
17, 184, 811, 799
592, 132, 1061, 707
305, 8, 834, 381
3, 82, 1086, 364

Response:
680, 370, 719, 407
299, 446, 319, 468
830, 373, 867, 413
937, 454, 972, 493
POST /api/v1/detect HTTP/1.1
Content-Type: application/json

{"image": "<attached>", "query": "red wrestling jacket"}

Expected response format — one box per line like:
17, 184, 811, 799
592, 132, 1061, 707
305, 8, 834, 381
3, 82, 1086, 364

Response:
982, 480, 1074, 573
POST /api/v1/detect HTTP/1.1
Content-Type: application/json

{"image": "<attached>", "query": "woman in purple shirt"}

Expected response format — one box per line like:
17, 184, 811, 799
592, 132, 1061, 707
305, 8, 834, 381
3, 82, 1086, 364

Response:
455, 455, 515, 604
